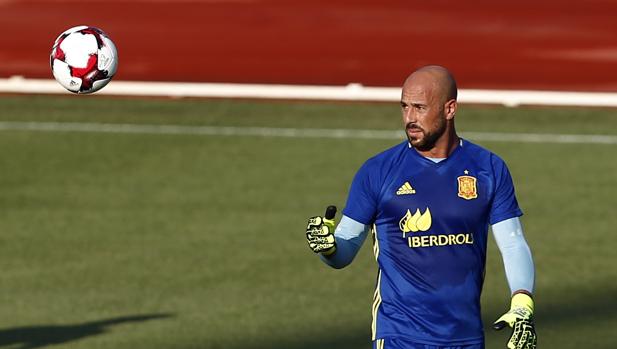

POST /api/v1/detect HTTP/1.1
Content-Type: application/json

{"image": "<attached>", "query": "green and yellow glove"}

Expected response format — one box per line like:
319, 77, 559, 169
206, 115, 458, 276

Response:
493, 293, 537, 349
305, 206, 337, 256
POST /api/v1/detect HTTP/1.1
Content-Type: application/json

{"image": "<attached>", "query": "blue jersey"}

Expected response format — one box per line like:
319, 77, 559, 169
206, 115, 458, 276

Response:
342, 139, 522, 345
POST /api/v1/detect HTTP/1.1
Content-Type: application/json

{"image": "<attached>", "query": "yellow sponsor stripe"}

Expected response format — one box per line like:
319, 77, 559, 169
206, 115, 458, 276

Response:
372, 242, 379, 259
371, 269, 382, 341
371, 224, 382, 341
372, 224, 379, 260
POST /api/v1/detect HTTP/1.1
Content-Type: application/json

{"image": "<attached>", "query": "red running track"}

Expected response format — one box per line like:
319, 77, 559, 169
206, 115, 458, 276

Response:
1, 0, 617, 91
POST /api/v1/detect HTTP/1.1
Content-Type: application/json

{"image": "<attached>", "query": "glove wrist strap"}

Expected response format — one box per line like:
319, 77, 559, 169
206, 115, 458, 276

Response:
320, 245, 336, 256
511, 293, 534, 313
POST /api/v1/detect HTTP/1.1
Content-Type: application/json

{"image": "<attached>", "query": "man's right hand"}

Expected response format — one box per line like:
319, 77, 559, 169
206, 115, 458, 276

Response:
305, 206, 337, 255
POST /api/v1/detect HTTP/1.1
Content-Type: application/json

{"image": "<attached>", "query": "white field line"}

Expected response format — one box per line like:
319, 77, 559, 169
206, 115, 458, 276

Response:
0, 121, 616, 145
2, 77, 617, 107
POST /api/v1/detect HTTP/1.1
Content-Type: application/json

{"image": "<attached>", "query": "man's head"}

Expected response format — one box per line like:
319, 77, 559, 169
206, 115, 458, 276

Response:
400, 65, 458, 152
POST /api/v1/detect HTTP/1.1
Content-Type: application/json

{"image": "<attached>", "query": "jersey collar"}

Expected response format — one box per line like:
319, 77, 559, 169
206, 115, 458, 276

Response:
408, 138, 465, 166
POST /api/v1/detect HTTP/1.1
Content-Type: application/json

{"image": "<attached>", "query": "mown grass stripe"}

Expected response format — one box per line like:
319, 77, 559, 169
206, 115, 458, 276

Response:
0, 121, 616, 144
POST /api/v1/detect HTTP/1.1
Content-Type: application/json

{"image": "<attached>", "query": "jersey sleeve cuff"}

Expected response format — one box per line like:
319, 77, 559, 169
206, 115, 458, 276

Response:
489, 210, 523, 226
341, 209, 373, 226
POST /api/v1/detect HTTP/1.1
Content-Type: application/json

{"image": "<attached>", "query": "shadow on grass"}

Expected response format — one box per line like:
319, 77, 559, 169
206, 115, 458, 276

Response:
233, 289, 617, 349
537, 289, 617, 328
483, 287, 617, 329
227, 324, 372, 349
484, 288, 617, 347
0, 313, 173, 349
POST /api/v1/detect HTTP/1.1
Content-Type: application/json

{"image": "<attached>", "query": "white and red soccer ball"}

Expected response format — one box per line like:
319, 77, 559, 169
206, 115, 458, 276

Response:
50, 26, 118, 94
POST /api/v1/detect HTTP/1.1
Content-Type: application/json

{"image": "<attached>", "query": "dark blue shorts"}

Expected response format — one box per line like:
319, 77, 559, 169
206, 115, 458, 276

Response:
373, 338, 484, 349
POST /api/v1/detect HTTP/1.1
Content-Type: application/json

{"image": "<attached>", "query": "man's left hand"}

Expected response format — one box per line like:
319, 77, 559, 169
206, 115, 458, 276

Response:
493, 293, 537, 349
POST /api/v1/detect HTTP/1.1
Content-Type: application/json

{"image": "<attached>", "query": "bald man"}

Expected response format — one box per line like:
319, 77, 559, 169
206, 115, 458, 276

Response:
306, 66, 537, 349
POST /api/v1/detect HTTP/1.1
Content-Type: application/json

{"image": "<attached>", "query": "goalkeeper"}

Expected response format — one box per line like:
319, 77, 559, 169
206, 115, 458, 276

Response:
305, 65, 536, 349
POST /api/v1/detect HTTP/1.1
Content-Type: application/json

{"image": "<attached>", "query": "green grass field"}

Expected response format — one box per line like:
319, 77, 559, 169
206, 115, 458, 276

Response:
0, 95, 616, 349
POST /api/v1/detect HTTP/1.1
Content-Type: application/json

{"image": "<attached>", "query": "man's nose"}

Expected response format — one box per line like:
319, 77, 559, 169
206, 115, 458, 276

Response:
403, 108, 416, 124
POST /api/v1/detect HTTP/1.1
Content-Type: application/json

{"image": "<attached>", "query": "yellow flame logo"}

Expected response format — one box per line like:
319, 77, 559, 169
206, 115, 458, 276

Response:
399, 208, 432, 236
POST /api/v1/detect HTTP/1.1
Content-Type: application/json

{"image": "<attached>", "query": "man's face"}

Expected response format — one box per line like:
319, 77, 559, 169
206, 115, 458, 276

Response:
400, 78, 447, 151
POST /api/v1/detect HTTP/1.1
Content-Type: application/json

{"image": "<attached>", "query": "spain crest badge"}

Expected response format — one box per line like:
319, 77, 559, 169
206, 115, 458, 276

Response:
457, 174, 478, 200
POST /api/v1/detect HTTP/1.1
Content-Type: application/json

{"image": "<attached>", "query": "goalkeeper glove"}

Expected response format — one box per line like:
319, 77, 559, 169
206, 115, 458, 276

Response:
493, 293, 537, 349
305, 206, 337, 256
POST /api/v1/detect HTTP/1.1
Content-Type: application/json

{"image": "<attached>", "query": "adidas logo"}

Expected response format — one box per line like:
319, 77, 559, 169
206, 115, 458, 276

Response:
396, 182, 416, 195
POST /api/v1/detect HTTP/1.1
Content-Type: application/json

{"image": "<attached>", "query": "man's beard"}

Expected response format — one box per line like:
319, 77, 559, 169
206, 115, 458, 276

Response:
406, 118, 447, 151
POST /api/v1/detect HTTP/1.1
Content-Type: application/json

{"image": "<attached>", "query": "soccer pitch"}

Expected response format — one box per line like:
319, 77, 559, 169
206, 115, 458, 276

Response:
0, 96, 616, 349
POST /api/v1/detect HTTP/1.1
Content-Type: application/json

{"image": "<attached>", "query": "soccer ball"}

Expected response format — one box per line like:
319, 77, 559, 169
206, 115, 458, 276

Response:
50, 26, 118, 94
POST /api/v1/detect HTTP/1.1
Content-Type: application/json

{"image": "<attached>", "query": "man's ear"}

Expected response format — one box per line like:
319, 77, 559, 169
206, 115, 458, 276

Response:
445, 99, 457, 120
